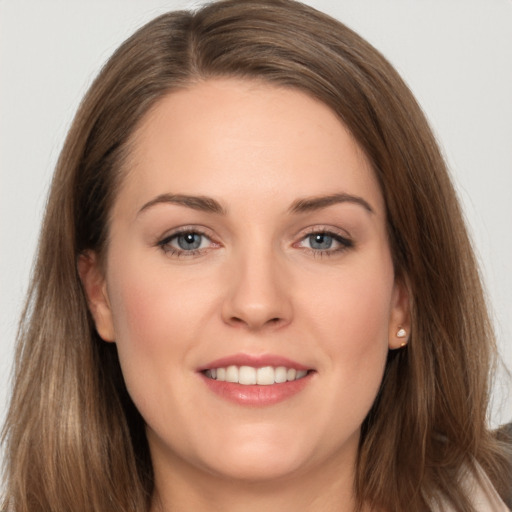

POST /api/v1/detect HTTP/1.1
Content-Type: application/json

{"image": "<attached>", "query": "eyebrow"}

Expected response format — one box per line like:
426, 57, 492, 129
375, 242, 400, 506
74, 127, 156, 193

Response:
288, 193, 374, 214
137, 191, 374, 217
138, 194, 226, 216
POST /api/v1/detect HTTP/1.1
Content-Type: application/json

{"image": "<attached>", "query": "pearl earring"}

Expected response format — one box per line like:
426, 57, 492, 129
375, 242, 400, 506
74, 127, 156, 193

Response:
396, 327, 407, 348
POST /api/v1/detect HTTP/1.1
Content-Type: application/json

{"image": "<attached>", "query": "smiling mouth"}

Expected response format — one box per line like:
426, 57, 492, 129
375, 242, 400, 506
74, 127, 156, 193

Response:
203, 365, 309, 386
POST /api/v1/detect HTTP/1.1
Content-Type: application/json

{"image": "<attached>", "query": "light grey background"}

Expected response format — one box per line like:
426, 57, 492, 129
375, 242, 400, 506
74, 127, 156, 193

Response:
1, 0, 511, 428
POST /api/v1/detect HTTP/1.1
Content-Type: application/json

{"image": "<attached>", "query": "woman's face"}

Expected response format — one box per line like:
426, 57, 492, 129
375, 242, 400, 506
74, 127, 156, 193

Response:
81, 79, 409, 485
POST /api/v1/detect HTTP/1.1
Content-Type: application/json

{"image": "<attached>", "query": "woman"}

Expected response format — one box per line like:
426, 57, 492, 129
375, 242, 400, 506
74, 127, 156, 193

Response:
2, 0, 510, 510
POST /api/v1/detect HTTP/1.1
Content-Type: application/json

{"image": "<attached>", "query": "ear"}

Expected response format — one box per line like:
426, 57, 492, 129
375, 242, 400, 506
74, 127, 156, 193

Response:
388, 275, 412, 350
77, 251, 116, 342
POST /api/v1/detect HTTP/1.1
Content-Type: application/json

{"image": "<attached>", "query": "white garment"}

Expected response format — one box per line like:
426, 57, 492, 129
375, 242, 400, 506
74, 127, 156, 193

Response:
465, 464, 510, 511
437, 463, 510, 511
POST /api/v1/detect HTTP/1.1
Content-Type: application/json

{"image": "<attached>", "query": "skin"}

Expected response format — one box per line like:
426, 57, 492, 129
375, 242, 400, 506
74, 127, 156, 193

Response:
80, 79, 410, 512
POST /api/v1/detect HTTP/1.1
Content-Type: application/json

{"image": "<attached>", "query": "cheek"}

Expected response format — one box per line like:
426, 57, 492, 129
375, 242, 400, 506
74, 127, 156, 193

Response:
303, 253, 394, 404
107, 252, 209, 344
104, 254, 216, 393
104, 260, 218, 431
305, 257, 394, 348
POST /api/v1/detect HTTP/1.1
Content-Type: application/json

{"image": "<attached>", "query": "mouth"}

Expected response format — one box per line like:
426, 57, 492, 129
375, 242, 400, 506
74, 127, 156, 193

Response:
202, 365, 309, 385
199, 354, 315, 406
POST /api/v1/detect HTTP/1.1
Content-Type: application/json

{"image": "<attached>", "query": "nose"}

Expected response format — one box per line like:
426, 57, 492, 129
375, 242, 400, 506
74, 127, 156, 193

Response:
221, 248, 293, 331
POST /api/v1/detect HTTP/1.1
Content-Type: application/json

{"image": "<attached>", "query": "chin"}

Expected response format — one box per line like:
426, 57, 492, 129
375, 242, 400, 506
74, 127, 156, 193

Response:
195, 426, 318, 483
206, 449, 307, 483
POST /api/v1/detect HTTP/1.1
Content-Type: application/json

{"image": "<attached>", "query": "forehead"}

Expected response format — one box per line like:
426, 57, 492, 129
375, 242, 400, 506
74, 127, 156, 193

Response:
117, 78, 384, 218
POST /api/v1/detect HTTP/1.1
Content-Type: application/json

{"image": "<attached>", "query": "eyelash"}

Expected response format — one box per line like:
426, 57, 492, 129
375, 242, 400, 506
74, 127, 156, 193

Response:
156, 227, 354, 258
294, 227, 354, 257
156, 227, 215, 257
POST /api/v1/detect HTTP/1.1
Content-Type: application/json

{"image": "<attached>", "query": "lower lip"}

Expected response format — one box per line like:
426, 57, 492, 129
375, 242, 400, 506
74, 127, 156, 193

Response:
200, 372, 313, 406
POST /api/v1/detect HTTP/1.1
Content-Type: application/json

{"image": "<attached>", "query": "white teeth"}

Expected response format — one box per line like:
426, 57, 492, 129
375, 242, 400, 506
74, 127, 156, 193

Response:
256, 366, 275, 385
275, 366, 288, 383
205, 365, 309, 385
239, 366, 257, 385
296, 370, 308, 379
226, 365, 238, 383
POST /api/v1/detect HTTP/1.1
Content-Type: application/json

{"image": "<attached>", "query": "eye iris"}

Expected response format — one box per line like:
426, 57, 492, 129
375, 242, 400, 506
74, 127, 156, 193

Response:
177, 233, 202, 250
309, 233, 333, 250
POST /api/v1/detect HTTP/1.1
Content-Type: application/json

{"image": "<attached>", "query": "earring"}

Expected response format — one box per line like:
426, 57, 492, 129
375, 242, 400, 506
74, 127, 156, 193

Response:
396, 327, 407, 348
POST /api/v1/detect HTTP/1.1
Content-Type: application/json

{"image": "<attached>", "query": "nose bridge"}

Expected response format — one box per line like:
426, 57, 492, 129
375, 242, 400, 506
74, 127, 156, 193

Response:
222, 235, 292, 330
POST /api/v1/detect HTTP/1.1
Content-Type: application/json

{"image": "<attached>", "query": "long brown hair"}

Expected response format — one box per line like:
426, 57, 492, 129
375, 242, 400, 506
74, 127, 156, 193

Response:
2, 1, 510, 510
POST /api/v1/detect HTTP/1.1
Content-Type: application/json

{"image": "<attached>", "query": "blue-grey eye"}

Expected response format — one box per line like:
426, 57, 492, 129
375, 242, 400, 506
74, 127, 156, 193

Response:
308, 233, 334, 250
176, 232, 203, 250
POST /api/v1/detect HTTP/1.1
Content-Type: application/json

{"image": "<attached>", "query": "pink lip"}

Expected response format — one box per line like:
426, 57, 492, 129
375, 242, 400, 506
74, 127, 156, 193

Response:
198, 353, 310, 372
198, 353, 314, 407
201, 375, 313, 406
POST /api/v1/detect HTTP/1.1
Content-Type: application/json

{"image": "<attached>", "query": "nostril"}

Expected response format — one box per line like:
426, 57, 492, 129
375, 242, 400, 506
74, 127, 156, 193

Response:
227, 315, 284, 329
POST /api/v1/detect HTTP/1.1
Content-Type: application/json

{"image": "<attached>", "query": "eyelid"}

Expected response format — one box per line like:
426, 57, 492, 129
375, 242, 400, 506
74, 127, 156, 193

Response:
298, 224, 352, 239
156, 225, 220, 256
156, 225, 211, 242
154, 224, 354, 258
293, 225, 354, 254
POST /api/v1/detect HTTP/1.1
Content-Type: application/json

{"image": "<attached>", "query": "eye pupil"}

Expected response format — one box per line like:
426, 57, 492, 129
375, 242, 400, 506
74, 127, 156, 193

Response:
177, 233, 202, 250
309, 233, 333, 250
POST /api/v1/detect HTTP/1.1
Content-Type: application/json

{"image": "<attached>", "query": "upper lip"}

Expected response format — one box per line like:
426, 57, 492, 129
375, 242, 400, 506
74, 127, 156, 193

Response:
198, 353, 311, 372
